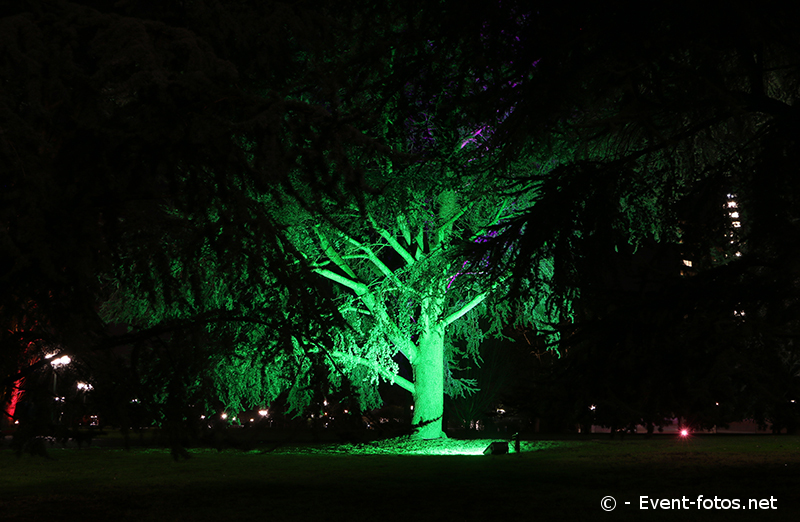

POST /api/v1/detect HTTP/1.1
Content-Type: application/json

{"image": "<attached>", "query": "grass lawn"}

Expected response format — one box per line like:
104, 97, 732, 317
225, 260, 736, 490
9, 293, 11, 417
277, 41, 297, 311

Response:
1, 434, 798, 521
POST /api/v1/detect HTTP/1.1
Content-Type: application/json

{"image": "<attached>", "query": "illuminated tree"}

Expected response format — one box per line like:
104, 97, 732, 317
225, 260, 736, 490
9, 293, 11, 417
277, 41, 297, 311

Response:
86, 1, 580, 441
272, 152, 562, 439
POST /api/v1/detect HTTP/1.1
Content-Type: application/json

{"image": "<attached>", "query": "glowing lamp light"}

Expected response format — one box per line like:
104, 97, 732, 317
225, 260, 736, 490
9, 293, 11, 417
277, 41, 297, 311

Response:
50, 355, 71, 368
258, 409, 269, 417
76, 382, 93, 391
680, 429, 690, 438
220, 413, 228, 420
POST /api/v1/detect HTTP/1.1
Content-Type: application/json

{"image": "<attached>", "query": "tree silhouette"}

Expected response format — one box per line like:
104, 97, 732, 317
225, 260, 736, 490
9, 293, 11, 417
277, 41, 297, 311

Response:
458, 1, 800, 430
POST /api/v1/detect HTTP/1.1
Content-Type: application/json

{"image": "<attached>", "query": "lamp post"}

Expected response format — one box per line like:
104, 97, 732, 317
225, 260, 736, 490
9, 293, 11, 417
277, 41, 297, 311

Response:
49, 355, 71, 394
48, 355, 71, 424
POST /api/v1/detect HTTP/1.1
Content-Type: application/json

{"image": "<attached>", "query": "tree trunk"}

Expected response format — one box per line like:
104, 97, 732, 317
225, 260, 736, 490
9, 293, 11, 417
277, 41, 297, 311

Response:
411, 326, 445, 439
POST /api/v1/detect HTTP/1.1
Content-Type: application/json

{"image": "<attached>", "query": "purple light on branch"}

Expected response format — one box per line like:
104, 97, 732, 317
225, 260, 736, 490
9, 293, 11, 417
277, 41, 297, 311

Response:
461, 126, 487, 149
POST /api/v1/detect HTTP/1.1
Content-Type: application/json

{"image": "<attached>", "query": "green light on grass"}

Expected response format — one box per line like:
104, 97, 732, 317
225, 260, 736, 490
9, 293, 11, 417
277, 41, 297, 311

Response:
256, 438, 569, 456
338, 438, 497, 456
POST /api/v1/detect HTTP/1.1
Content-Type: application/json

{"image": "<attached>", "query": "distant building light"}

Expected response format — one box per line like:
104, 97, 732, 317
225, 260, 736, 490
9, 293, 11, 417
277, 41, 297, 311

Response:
258, 409, 269, 417
729, 212, 739, 218
682, 260, 692, 267
732, 221, 741, 228
727, 201, 738, 208
735, 251, 742, 257
76, 382, 93, 391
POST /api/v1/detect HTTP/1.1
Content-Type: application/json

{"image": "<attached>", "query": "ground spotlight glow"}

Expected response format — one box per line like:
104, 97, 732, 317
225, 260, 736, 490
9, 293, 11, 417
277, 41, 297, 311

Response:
251, 438, 571, 456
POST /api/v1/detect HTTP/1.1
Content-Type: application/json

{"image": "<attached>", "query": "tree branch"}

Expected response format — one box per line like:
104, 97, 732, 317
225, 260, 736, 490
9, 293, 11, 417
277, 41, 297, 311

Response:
314, 268, 364, 293
398, 215, 412, 247
331, 352, 415, 394
433, 198, 478, 247
415, 223, 425, 259
441, 290, 490, 327
315, 226, 358, 280
314, 268, 418, 362
331, 227, 407, 288
368, 213, 415, 266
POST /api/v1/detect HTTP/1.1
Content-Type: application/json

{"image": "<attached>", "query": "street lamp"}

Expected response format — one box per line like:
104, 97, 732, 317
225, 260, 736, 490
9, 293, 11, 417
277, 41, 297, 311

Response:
48, 354, 71, 396
49, 355, 71, 368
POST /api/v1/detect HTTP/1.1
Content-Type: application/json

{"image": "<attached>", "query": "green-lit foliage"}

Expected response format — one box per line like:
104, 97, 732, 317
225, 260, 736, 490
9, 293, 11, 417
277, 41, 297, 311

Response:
266, 139, 567, 438
71, 1, 582, 441
99, 193, 341, 422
